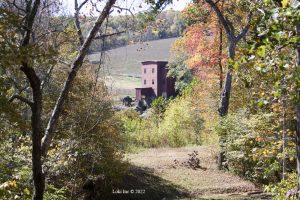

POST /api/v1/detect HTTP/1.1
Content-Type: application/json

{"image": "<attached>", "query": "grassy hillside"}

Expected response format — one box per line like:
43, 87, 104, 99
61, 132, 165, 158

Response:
88, 38, 177, 98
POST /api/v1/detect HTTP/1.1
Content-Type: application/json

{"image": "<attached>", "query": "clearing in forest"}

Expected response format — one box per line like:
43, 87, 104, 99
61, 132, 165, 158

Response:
112, 145, 272, 200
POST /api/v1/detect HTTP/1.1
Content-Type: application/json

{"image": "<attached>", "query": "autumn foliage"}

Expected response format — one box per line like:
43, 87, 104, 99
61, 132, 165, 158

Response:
181, 3, 226, 78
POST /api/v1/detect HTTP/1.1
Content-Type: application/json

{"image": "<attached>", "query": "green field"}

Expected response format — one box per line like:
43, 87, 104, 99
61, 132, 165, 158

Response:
88, 38, 177, 98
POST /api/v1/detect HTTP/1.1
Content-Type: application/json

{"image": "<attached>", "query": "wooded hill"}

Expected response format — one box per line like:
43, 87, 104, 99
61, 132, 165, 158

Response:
84, 10, 185, 52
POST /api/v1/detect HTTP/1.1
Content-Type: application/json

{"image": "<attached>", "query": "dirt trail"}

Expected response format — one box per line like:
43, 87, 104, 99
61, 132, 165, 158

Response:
126, 145, 272, 200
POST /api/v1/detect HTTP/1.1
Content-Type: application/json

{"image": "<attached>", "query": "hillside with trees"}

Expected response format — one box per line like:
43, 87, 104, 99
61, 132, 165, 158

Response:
85, 10, 186, 52
0, 0, 300, 200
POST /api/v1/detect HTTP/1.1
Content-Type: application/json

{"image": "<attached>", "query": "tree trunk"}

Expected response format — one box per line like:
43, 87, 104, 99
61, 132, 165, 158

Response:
218, 26, 223, 89
205, 0, 250, 117
20, 0, 45, 198
205, 0, 251, 171
20, 65, 45, 200
219, 42, 236, 116
295, 22, 300, 191
41, 0, 117, 156
31, 89, 44, 200
218, 0, 224, 89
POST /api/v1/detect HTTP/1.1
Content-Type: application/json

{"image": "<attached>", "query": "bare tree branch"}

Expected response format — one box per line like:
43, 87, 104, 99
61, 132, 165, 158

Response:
22, 0, 41, 46
40, 0, 57, 12
225, 16, 235, 35
112, 5, 135, 17
9, 0, 26, 13
74, 0, 85, 45
9, 94, 33, 106
206, 0, 252, 42
94, 30, 126, 39
57, 59, 71, 66
41, 65, 55, 90
79, 0, 89, 10
235, 12, 252, 42
205, 0, 233, 40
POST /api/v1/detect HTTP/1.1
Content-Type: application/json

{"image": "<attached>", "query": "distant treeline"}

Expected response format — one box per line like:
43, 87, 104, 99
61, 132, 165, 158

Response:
80, 10, 186, 52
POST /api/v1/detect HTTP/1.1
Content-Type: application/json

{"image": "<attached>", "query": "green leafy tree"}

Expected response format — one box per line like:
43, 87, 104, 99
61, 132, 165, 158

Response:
237, 0, 300, 190
168, 38, 193, 93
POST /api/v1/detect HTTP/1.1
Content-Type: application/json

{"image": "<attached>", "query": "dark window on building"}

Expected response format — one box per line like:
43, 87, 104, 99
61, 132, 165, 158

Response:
152, 79, 154, 84
152, 68, 155, 73
144, 68, 146, 73
144, 80, 146, 85
163, 79, 166, 84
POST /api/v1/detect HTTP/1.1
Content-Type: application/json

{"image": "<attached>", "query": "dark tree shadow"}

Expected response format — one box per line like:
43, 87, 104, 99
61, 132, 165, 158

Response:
86, 165, 190, 200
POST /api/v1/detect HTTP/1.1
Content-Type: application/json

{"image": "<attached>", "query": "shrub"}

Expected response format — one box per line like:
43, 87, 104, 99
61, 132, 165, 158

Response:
159, 96, 203, 147
43, 70, 128, 199
215, 109, 295, 184
117, 108, 144, 148
151, 96, 168, 117
119, 93, 204, 148
264, 172, 297, 200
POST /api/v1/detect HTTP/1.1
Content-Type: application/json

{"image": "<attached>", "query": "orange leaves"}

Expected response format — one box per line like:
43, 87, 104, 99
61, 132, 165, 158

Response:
184, 23, 226, 76
180, 1, 227, 77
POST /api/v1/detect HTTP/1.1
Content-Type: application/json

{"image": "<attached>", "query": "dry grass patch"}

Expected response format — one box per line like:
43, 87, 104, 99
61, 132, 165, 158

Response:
126, 145, 272, 199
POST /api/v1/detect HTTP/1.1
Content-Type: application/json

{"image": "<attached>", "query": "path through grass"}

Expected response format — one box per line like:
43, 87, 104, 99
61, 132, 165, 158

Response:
117, 145, 272, 200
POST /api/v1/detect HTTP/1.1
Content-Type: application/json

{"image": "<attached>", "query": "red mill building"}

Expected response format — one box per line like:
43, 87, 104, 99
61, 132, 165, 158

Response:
135, 61, 176, 101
